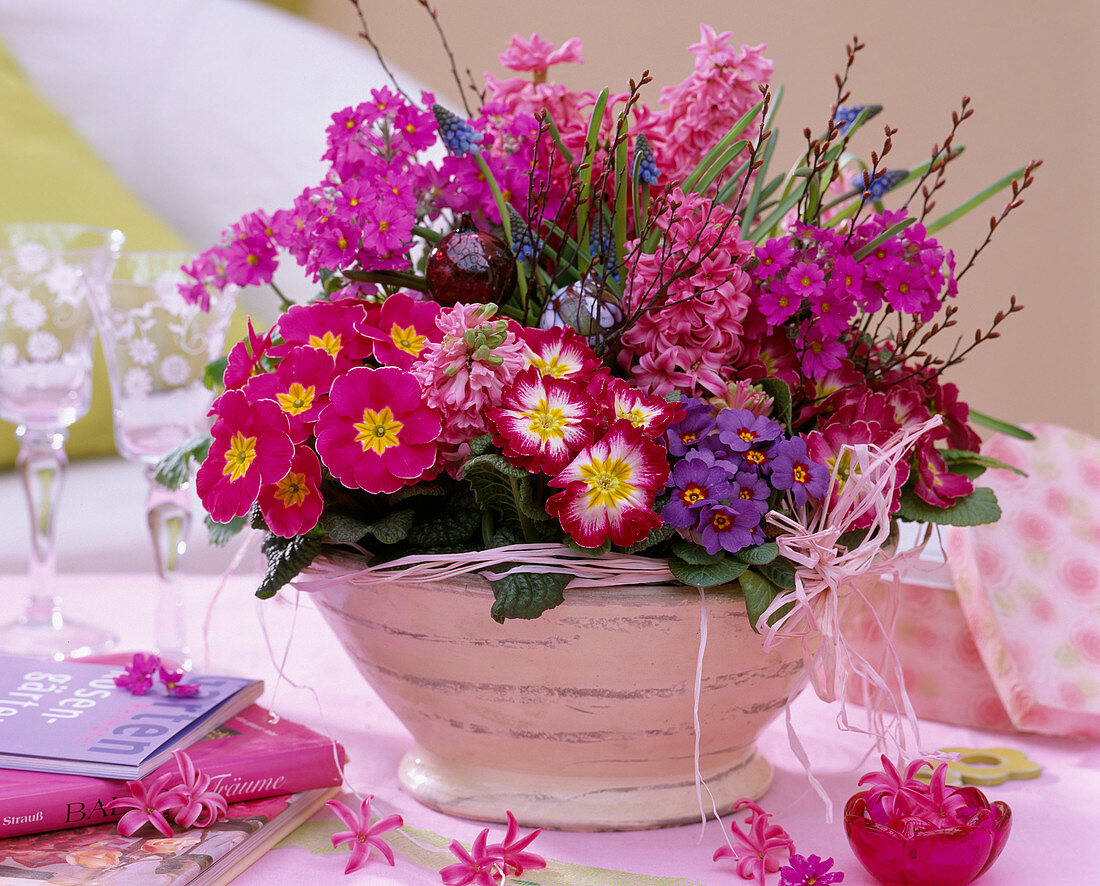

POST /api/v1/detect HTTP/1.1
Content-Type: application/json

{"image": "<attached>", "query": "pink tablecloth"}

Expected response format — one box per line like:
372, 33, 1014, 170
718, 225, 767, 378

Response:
2, 572, 1097, 884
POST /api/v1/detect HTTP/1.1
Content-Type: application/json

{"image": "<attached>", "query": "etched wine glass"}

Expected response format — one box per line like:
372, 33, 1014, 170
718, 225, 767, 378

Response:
0, 222, 125, 659
89, 252, 237, 669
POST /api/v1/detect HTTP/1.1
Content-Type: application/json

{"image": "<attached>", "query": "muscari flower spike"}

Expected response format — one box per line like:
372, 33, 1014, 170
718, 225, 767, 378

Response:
631, 132, 660, 185
506, 205, 539, 262
864, 168, 909, 201
834, 103, 883, 135
432, 103, 483, 157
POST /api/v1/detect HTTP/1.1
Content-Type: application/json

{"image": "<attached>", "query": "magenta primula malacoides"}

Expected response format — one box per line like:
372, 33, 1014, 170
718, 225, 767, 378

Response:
547, 420, 669, 548
315, 365, 442, 494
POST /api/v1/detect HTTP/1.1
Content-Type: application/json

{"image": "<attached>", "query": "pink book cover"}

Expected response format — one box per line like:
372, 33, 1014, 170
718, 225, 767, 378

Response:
0, 788, 339, 886
0, 706, 346, 839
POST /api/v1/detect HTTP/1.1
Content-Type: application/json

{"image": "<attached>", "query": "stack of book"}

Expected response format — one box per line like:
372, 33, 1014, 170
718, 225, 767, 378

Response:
0, 654, 346, 885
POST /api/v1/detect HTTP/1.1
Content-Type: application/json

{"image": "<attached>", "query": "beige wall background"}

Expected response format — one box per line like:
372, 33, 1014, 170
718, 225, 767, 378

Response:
306, 0, 1099, 438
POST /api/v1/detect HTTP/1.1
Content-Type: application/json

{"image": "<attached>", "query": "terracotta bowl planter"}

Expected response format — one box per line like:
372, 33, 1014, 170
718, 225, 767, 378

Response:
306, 553, 807, 830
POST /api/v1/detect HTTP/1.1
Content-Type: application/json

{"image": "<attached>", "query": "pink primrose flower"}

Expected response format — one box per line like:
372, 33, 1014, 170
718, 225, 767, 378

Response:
498, 33, 584, 76
244, 345, 337, 443
196, 390, 294, 523
223, 319, 273, 391
712, 799, 795, 885
546, 420, 669, 548
363, 292, 443, 369
779, 853, 845, 885
516, 324, 603, 379
327, 795, 403, 873
315, 366, 441, 494
796, 326, 849, 379
258, 445, 325, 537
222, 235, 277, 288
806, 419, 908, 527
911, 435, 974, 508
490, 367, 600, 476
169, 750, 228, 829
107, 772, 181, 838
158, 665, 200, 698
273, 299, 375, 372
599, 376, 684, 438
114, 652, 160, 695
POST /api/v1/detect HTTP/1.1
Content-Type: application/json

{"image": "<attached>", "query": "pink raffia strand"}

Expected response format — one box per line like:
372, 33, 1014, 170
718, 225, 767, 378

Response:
327, 794, 403, 873
106, 772, 182, 838
170, 750, 229, 829
759, 417, 942, 764
293, 542, 675, 593
712, 799, 795, 886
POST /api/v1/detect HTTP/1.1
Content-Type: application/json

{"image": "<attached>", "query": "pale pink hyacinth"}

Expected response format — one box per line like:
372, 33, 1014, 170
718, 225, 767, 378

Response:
411, 304, 527, 446
498, 33, 584, 78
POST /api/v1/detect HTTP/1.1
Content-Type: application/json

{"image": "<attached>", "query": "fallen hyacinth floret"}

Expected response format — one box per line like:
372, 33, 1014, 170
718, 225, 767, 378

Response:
712, 799, 795, 885
113, 652, 201, 697
105, 751, 227, 837
326, 794, 403, 873
441, 811, 546, 885
778, 853, 845, 885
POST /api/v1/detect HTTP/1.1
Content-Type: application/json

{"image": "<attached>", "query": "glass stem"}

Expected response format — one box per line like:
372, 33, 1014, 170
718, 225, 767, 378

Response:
145, 469, 193, 670
16, 426, 67, 630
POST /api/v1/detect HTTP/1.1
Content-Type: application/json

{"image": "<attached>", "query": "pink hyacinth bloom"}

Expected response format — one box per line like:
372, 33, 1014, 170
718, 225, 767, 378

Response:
327, 795, 403, 873
712, 799, 795, 885
258, 445, 325, 537
107, 772, 181, 838
485, 811, 546, 877
315, 366, 442, 494
196, 390, 295, 523
546, 420, 670, 548
440, 829, 501, 886
169, 750, 227, 829
490, 367, 600, 476
498, 33, 584, 76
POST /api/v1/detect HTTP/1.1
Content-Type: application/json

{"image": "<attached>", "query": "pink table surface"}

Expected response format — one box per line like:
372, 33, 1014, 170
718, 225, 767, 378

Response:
2, 572, 1097, 885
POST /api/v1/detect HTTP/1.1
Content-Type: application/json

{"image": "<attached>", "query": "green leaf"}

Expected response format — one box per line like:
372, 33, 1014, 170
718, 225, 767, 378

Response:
757, 556, 798, 590
690, 140, 750, 195
733, 542, 779, 565
153, 434, 211, 490
668, 554, 748, 588
750, 181, 807, 243
321, 513, 369, 544
853, 217, 917, 261
897, 486, 1002, 526
738, 133, 778, 229
740, 568, 787, 632
618, 523, 675, 554
202, 356, 227, 391
205, 514, 246, 548
758, 377, 793, 428
926, 164, 1030, 234
516, 477, 551, 522
462, 452, 531, 534
364, 509, 415, 545
967, 409, 1036, 441
468, 434, 493, 457
489, 570, 572, 622
256, 534, 323, 599
670, 537, 725, 566
941, 448, 1027, 477
405, 493, 482, 550
682, 99, 763, 193
566, 536, 611, 557
387, 479, 450, 503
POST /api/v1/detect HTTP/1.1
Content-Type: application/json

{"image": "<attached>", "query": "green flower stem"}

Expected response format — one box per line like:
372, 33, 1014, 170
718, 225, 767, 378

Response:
412, 224, 442, 244
682, 99, 763, 193
926, 164, 1029, 234
342, 268, 430, 291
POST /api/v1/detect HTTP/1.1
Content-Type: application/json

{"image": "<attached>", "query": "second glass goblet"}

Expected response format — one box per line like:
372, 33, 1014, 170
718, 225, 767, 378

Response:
90, 252, 237, 669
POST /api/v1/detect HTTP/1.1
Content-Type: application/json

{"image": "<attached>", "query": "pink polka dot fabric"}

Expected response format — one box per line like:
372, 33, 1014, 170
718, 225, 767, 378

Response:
943, 423, 1100, 739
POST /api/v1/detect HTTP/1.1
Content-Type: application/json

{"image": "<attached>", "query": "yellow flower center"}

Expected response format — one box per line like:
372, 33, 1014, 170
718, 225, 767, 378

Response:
616, 405, 649, 428
738, 428, 757, 443
523, 398, 568, 441
354, 407, 403, 455
744, 449, 766, 465
530, 354, 570, 378
578, 455, 635, 509
390, 322, 428, 356
680, 484, 706, 504
308, 331, 343, 357
792, 464, 809, 484
221, 431, 258, 482
276, 382, 316, 415
711, 513, 732, 531
273, 471, 309, 507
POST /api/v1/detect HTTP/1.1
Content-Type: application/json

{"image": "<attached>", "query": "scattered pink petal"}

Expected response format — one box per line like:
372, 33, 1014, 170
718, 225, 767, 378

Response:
327, 795, 403, 873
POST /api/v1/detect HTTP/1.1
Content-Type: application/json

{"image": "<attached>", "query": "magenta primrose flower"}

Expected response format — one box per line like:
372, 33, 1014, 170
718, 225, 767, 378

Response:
713, 799, 795, 886
158, 665, 200, 698
363, 291, 442, 369
243, 345, 338, 443
196, 389, 295, 524
779, 853, 845, 885
327, 795, 403, 873
113, 652, 160, 695
315, 365, 442, 494
257, 444, 325, 537
272, 299, 375, 371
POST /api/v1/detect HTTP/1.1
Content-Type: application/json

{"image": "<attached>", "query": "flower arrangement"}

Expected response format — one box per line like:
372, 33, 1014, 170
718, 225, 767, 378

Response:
166, 13, 1037, 639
